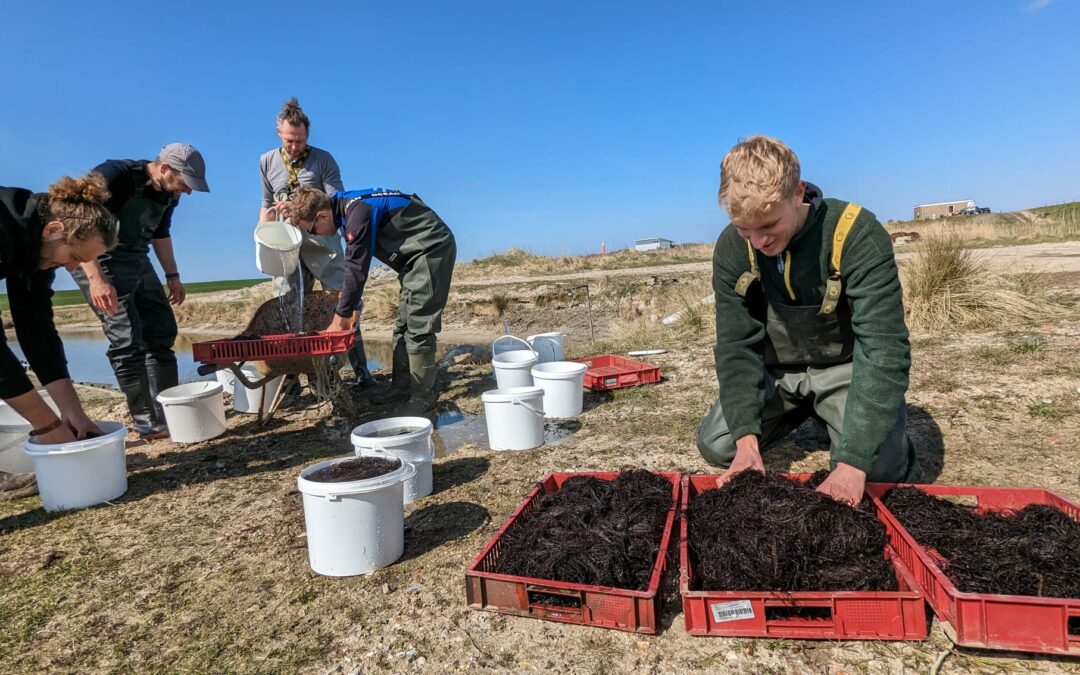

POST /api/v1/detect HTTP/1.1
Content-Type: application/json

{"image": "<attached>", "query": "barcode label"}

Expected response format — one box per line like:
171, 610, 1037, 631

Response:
710, 600, 755, 623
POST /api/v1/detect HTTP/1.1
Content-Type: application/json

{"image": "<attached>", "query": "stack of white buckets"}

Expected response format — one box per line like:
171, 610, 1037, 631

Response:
484, 333, 587, 451
295, 416, 434, 576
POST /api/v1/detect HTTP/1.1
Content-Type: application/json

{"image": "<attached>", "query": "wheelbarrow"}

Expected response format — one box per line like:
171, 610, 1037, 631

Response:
193, 290, 356, 423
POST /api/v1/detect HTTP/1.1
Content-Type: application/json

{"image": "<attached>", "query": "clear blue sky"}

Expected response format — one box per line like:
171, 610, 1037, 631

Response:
2, 0, 1078, 290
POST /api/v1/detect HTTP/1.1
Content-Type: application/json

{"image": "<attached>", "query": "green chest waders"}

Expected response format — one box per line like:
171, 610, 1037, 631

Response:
735, 203, 863, 367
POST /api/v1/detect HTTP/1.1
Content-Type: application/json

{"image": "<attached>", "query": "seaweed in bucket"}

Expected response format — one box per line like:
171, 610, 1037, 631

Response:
307, 457, 401, 483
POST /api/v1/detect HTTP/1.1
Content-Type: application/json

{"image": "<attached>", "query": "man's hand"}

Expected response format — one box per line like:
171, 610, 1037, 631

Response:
326, 313, 355, 332
32, 423, 77, 446
815, 463, 867, 506
716, 434, 765, 488
89, 278, 119, 316
63, 412, 104, 440
167, 278, 186, 305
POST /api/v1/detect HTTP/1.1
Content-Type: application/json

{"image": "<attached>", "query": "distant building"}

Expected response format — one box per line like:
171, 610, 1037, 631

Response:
634, 237, 674, 251
913, 200, 975, 221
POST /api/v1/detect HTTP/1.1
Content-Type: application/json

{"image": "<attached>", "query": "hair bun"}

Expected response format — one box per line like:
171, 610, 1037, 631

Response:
47, 172, 109, 205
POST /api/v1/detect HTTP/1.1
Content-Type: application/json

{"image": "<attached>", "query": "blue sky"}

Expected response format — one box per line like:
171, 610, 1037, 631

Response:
2, 0, 1078, 289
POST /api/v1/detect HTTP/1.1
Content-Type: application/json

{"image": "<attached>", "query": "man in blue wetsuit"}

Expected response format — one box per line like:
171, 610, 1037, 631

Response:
286, 187, 456, 416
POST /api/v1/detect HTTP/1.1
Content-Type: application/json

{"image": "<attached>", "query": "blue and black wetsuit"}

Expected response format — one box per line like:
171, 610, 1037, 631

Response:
329, 189, 456, 355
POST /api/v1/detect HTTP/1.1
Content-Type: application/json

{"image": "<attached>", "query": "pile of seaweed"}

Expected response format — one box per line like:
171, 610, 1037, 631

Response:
688, 471, 896, 592
883, 487, 1080, 597
493, 470, 672, 590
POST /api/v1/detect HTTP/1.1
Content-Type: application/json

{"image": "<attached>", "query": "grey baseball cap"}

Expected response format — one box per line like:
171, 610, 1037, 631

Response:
158, 143, 210, 192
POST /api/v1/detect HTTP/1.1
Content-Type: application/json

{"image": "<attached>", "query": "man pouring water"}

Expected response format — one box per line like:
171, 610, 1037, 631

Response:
257, 97, 372, 385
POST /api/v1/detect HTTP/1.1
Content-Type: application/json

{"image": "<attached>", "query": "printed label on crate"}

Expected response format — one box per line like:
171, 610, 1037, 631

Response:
604, 377, 617, 386
710, 600, 755, 623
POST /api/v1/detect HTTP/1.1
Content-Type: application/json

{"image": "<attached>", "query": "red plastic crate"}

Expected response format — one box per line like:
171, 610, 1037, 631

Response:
191, 331, 355, 364
867, 483, 1080, 655
575, 355, 661, 392
680, 474, 928, 640
465, 471, 680, 634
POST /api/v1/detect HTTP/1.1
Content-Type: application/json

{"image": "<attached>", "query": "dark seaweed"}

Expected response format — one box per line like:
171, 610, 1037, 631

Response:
493, 470, 672, 591
307, 457, 401, 483
688, 471, 897, 592
883, 486, 1080, 598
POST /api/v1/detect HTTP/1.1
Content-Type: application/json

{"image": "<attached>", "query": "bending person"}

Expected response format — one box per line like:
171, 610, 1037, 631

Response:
697, 136, 919, 504
286, 187, 456, 416
0, 173, 117, 449
72, 143, 209, 439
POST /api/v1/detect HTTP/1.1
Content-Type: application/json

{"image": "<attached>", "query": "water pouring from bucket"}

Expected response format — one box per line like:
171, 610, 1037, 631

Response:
254, 211, 306, 334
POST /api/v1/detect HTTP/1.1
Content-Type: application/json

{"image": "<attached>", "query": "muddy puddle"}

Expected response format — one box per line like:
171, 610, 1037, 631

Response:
432, 411, 580, 456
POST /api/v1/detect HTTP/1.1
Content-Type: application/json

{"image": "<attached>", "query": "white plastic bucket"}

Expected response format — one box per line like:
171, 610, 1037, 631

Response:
481, 386, 545, 451
531, 361, 588, 419
527, 332, 567, 363
23, 421, 128, 511
156, 382, 226, 443
297, 455, 416, 576
254, 219, 303, 277
215, 368, 236, 396
232, 363, 284, 414
351, 417, 435, 504
0, 391, 61, 474
491, 335, 538, 389
0, 431, 32, 474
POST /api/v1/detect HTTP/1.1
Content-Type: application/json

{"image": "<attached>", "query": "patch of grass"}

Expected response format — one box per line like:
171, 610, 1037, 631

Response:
972, 347, 1015, 366
1031, 201, 1080, 226
1028, 400, 1072, 422
363, 286, 400, 321
490, 292, 511, 316
902, 234, 1066, 333
579, 634, 619, 674
914, 372, 961, 393
1007, 333, 1047, 354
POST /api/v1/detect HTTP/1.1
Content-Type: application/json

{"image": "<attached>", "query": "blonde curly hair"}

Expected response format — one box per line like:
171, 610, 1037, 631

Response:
718, 135, 801, 225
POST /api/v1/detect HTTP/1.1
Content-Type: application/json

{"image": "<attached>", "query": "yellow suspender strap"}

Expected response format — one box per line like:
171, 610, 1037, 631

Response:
821, 203, 862, 315
830, 203, 862, 275
734, 239, 760, 297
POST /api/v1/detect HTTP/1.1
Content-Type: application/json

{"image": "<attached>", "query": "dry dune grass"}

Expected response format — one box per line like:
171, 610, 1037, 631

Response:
170, 283, 275, 331
900, 234, 1066, 333
887, 204, 1080, 246
456, 243, 713, 279
603, 277, 716, 352
360, 285, 400, 322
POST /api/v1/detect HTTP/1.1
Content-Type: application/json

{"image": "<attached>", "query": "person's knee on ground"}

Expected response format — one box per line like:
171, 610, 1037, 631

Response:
696, 399, 738, 468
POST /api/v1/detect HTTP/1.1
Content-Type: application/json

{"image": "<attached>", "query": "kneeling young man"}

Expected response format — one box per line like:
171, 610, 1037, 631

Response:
286, 187, 456, 416
697, 136, 920, 504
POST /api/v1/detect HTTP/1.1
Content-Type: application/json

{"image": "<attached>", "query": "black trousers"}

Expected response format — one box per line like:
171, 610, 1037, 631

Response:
72, 255, 178, 430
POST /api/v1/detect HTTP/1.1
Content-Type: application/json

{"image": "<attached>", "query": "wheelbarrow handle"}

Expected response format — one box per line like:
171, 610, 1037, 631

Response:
197, 364, 221, 376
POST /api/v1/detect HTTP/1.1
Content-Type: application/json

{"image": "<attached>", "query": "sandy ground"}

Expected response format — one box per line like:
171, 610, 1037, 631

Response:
2, 251, 1080, 674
